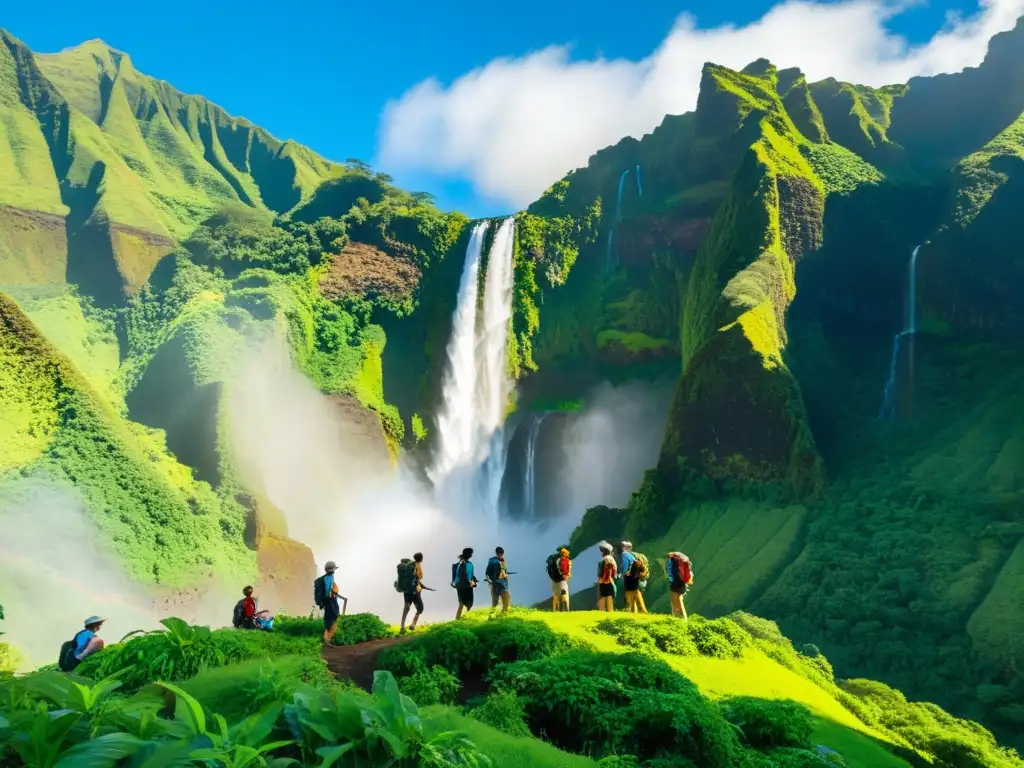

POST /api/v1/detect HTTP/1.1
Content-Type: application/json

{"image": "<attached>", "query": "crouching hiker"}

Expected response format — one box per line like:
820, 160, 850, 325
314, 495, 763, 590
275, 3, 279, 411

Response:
314, 561, 342, 646
667, 552, 695, 620
58, 616, 106, 672
233, 586, 258, 630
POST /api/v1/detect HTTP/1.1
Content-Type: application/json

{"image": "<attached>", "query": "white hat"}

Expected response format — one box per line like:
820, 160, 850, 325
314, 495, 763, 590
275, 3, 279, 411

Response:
84, 616, 106, 627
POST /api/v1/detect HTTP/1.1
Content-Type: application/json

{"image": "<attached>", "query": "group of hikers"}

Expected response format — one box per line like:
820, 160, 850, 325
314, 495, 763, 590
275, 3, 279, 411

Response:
57, 541, 695, 666
310, 541, 695, 642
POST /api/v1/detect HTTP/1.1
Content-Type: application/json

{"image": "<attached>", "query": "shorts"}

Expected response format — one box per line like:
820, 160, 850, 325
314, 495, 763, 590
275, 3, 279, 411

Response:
670, 580, 689, 596
623, 576, 640, 592
551, 580, 568, 597
491, 581, 508, 596
404, 592, 424, 613
323, 601, 340, 629
456, 586, 474, 608
598, 582, 616, 599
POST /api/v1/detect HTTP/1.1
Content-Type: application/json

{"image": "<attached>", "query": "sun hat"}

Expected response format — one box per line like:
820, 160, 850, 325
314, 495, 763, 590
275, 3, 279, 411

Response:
83, 616, 106, 627
324, 561, 337, 573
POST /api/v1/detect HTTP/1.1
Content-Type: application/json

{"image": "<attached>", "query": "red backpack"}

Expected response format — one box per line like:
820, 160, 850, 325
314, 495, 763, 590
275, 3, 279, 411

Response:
670, 553, 693, 585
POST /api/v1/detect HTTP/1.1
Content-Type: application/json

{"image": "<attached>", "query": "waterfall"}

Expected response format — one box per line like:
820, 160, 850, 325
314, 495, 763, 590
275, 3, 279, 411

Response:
476, 218, 517, 517
879, 244, 922, 420
636, 165, 643, 197
605, 168, 631, 273
430, 221, 489, 479
522, 412, 549, 519
430, 218, 517, 520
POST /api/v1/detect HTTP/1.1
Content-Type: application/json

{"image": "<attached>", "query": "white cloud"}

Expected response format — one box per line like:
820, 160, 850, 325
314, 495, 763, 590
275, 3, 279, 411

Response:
377, 0, 1024, 208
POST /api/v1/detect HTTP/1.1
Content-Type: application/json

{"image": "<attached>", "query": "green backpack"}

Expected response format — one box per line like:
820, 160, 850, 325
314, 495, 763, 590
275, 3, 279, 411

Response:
395, 559, 417, 593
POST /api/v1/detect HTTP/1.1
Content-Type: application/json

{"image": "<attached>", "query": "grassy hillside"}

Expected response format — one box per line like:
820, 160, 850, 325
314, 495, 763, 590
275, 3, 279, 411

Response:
4, 609, 1016, 768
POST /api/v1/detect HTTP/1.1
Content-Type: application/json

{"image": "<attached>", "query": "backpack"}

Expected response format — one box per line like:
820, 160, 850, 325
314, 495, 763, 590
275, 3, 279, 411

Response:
396, 559, 417, 593
670, 554, 694, 586
232, 599, 246, 628
58, 631, 84, 672
313, 575, 327, 608
485, 557, 502, 582
633, 553, 650, 580
546, 554, 562, 582
451, 561, 471, 588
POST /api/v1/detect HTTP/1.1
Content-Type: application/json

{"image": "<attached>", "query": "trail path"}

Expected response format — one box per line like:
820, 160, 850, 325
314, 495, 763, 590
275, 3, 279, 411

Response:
322, 635, 415, 691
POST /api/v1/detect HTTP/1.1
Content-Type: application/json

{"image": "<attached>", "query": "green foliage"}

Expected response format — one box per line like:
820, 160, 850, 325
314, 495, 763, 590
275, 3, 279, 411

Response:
468, 690, 531, 737
398, 665, 461, 706
488, 649, 741, 764
273, 613, 393, 647
283, 670, 490, 768
377, 617, 578, 680
596, 616, 751, 660
411, 413, 428, 443
721, 697, 814, 750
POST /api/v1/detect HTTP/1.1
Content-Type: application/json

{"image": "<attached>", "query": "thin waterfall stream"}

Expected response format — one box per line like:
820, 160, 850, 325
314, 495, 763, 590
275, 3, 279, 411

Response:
879, 244, 922, 420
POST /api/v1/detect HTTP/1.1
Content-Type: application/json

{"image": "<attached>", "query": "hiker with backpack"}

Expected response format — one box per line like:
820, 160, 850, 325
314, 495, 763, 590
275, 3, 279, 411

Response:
233, 586, 258, 630
313, 560, 342, 645
546, 546, 572, 612
451, 547, 478, 619
597, 542, 618, 612
619, 541, 649, 615
667, 552, 694, 620
58, 616, 105, 672
398, 552, 427, 634
485, 546, 511, 614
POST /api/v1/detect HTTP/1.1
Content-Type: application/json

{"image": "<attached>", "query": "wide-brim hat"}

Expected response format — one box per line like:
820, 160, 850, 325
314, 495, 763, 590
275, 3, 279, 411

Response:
84, 616, 106, 627
324, 561, 338, 573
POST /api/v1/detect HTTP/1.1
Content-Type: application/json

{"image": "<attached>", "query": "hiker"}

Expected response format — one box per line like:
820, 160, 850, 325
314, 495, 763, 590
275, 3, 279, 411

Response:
398, 552, 426, 634
619, 541, 649, 615
314, 561, 342, 645
597, 541, 617, 612
58, 616, 106, 671
546, 546, 572, 612
667, 551, 695, 620
486, 546, 511, 614
452, 547, 478, 619
233, 586, 258, 630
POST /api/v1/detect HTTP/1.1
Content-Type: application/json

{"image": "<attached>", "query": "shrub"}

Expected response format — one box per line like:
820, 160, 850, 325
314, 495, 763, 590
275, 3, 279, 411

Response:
75, 618, 248, 692
687, 617, 751, 659
646, 620, 699, 657
332, 613, 395, 646
720, 697, 815, 749
397, 664, 461, 706
469, 689, 531, 737
488, 650, 741, 763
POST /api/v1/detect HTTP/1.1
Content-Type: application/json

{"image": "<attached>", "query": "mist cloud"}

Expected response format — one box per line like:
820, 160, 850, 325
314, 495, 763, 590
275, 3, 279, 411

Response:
378, 0, 1024, 207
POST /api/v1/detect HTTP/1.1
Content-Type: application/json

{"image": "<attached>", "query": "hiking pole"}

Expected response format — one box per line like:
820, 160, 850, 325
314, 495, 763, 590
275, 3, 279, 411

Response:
339, 596, 348, 616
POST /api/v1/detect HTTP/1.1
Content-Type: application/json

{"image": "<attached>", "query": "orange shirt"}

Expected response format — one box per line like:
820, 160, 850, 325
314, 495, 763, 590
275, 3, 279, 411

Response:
598, 555, 617, 584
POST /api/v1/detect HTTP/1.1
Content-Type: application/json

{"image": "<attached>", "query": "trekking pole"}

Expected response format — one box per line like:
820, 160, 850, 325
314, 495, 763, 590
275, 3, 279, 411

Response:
339, 596, 348, 616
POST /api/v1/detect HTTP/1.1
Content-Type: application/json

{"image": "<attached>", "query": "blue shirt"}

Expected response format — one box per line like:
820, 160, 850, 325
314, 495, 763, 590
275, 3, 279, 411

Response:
324, 574, 338, 606
458, 560, 476, 583
621, 551, 637, 577
74, 629, 95, 657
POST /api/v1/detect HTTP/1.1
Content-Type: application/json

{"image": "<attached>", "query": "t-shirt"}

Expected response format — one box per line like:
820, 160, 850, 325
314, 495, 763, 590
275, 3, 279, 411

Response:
598, 555, 617, 584
488, 556, 508, 586
414, 562, 424, 592
243, 597, 256, 618
456, 560, 476, 585
558, 555, 572, 580
324, 574, 339, 607
621, 551, 637, 577
74, 629, 95, 658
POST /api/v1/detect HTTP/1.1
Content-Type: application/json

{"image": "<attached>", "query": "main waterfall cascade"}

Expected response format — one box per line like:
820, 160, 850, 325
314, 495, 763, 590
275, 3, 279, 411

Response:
522, 412, 550, 520
430, 218, 517, 518
879, 244, 923, 420
635, 164, 643, 197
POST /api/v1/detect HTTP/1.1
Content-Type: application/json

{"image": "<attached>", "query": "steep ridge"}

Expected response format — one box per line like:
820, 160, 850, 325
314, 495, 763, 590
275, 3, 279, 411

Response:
0, 30, 340, 305
524, 20, 1024, 749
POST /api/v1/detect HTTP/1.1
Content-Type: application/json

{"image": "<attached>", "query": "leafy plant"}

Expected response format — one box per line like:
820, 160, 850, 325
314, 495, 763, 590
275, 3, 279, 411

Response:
720, 697, 814, 749
468, 690, 531, 737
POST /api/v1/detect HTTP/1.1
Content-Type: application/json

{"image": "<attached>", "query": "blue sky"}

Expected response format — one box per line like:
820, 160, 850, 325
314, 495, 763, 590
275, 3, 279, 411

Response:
3, 0, 998, 215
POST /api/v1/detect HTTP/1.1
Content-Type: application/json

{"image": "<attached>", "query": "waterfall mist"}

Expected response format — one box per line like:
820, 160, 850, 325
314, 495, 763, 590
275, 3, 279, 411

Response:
0, 475, 231, 668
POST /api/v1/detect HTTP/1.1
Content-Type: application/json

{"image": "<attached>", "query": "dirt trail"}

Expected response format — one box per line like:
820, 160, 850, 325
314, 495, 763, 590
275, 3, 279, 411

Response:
322, 635, 415, 691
